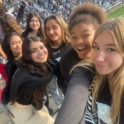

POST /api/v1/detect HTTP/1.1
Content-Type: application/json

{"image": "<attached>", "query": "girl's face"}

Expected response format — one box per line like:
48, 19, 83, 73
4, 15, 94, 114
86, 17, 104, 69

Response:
70, 22, 96, 59
30, 41, 48, 63
92, 30, 123, 80
29, 16, 40, 31
10, 35, 22, 56
46, 19, 62, 43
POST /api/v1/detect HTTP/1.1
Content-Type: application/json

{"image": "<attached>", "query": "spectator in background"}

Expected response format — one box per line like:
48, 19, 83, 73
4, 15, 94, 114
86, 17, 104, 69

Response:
22, 11, 44, 39
16, 1, 28, 24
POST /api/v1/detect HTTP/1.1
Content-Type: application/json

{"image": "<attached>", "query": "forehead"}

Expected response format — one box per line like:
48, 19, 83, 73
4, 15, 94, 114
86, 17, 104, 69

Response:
30, 41, 43, 48
10, 35, 22, 42
71, 22, 95, 34
31, 16, 39, 20
94, 30, 115, 45
46, 19, 59, 27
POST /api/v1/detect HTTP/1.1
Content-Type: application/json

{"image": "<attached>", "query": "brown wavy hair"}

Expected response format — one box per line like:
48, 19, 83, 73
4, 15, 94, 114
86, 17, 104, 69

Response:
0, 14, 22, 35
44, 14, 70, 46
0, 3, 7, 16
17, 37, 48, 109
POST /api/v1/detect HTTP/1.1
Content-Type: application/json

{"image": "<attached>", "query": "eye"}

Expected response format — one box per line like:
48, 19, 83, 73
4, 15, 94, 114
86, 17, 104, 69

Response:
92, 46, 99, 50
40, 46, 44, 49
11, 42, 15, 45
31, 50, 36, 53
53, 26, 57, 30
107, 48, 116, 52
46, 28, 50, 31
71, 36, 77, 39
83, 34, 90, 38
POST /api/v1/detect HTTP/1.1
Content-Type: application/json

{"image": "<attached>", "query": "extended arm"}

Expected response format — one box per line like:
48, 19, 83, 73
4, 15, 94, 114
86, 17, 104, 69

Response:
54, 67, 94, 124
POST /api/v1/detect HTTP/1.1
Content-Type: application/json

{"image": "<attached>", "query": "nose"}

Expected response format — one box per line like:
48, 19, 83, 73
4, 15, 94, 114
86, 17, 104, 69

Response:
49, 29, 54, 34
77, 38, 84, 44
16, 42, 21, 47
38, 49, 43, 55
93, 51, 106, 62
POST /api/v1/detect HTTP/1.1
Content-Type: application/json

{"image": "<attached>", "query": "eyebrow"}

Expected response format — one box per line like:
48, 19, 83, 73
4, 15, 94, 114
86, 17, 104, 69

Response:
30, 48, 37, 51
30, 45, 44, 51
11, 40, 21, 42
93, 42, 116, 46
46, 25, 57, 28
71, 30, 90, 34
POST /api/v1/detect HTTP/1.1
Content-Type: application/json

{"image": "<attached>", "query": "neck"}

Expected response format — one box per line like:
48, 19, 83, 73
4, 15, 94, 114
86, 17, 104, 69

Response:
14, 53, 22, 60
29, 30, 38, 36
51, 39, 63, 48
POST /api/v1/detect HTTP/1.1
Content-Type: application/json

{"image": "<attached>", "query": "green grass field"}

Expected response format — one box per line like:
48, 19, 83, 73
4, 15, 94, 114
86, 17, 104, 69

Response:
107, 5, 124, 19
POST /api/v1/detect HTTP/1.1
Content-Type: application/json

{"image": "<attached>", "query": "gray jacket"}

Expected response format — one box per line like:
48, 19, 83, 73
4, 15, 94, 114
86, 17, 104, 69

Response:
54, 67, 94, 124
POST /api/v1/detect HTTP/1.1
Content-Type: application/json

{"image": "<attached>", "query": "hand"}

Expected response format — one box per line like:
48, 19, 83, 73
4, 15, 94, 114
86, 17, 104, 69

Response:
22, 1, 28, 6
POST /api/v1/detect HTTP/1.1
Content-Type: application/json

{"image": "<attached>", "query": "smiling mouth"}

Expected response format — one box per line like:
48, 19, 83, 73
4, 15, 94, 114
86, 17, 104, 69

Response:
96, 64, 108, 68
38, 54, 45, 59
77, 47, 87, 53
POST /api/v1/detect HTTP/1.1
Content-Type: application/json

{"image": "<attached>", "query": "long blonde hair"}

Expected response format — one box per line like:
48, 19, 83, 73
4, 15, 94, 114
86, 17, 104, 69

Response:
44, 14, 70, 45
73, 17, 124, 124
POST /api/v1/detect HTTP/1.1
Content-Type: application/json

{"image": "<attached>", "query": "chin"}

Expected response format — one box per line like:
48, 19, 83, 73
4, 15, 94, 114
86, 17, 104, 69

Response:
96, 70, 108, 75
78, 54, 85, 59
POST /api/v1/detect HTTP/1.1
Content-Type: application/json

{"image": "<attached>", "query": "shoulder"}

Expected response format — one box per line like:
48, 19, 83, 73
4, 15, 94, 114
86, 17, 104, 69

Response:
72, 66, 94, 83
61, 48, 79, 62
13, 68, 53, 84
67, 66, 95, 89
60, 48, 81, 68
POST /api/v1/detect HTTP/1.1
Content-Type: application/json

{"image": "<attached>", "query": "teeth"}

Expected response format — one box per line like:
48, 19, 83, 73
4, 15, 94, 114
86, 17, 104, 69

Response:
77, 47, 86, 50
38, 55, 44, 58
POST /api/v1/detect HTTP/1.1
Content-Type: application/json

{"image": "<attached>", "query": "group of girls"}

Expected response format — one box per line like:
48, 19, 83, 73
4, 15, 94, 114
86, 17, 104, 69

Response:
0, 1, 70, 123
0, 1, 124, 124
55, 3, 124, 124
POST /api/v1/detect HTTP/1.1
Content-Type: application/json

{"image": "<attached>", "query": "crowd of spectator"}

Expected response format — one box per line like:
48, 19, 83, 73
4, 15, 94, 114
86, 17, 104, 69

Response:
2, 0, 123, 29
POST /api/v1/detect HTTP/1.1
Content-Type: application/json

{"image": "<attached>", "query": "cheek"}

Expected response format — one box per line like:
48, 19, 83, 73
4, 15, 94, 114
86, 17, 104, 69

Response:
29, 22, 32, 27
31, 54, 36, 61
37, 22, 40, 26
44, 48, 48, 57
111, 55, 123, 68
10, 45, 15, 52
92, 50, 96, 60
46, 30, 49, 36
57, 28, 62, 36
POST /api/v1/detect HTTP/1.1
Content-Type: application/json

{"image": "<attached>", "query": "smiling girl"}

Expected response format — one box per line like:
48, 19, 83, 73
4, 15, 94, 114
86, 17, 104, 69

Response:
22, 11, 44, 39
85, 17, 124, 124
2, 37, 54, 124
60, 2, 106, 87
2, 32, 23, 76
44, 14, 71, 93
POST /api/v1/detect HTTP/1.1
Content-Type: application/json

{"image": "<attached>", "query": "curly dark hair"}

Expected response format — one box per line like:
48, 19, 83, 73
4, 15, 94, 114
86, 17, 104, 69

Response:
2, 32, 23, 60
0, 14, 22, 35
18, 36, 48, 109
25, 11, 44, 39
68, 2, 106, 32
